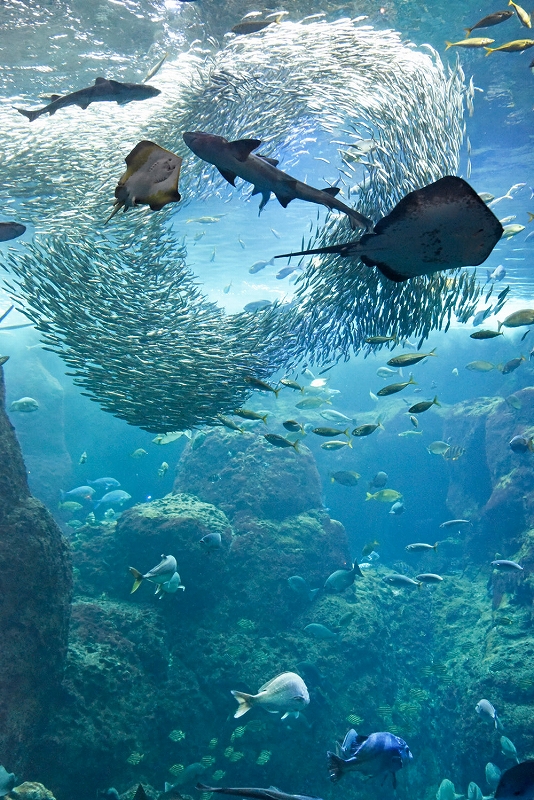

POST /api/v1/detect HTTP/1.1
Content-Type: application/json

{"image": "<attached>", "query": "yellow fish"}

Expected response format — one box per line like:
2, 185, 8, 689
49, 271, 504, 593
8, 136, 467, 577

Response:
485, 38, 534, 54
509, 0, 532, 28
445, 37, 495, 48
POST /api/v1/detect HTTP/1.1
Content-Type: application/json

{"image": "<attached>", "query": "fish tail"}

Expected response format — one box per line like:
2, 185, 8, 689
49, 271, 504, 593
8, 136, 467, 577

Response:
528, 438, 534, 453
365, 492, 374, 501
308, 587, 320, 601
498, 320, 503, 331
261, 414, 268, 425
15, 107, 41, 122
347, 438, 353, 448
327, 752, 346, 783
231, 690, 255, 717
484, 47, 494, 55
292, 440, 300, 453
445, 41, 454, 50
408, 373, 416, 385
464, 28, 472, 36
429, 348, 437, 356
433, 395, 441, 407
104, 201, 125, 225
344, 428, 350, 437
274, 387, 281, 398
129, 567, 144, 593
433, 542, 439, 550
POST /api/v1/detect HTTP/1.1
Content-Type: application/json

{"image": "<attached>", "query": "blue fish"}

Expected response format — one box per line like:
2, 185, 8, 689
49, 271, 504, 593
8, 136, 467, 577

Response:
94, 489, 131, 510
327, 731, 413, 785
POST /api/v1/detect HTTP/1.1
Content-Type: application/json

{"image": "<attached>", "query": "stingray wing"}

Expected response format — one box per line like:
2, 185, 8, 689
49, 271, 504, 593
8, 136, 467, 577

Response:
115, 140, 182, 211
358, 176, 503, 281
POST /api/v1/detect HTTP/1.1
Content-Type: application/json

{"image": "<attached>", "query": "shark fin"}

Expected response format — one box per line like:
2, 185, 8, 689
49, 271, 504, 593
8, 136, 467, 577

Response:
94, 77, 108, 84
322, 187, 341, 197
77, 102, 91, 109
228, 138, 262, 161
49, 94, 61, 102
258, 190, 271, 213
257, 155, 279, 166
217, 168, 237, 186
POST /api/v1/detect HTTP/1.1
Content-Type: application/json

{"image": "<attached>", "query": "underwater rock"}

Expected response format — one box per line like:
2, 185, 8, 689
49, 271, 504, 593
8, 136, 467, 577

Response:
7, 782, 56, 800
173, 429, 322, 521
6, 356, 73, 510
0, 364, 72, 775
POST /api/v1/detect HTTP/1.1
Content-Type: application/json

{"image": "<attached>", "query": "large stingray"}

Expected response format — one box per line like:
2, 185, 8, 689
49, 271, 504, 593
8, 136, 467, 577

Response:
106, 140, 182, 223
275, 176, 504, 282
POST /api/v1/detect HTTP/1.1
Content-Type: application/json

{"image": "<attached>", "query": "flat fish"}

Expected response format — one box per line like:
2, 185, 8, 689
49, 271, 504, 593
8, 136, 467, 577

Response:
275, 177, 503, 282
106, 140, 182, 222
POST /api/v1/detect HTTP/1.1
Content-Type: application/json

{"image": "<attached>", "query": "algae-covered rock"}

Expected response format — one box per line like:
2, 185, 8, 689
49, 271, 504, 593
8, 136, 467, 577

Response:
173, 428, 322, 521
7, 782, 57, 800
0, 364, 72, 777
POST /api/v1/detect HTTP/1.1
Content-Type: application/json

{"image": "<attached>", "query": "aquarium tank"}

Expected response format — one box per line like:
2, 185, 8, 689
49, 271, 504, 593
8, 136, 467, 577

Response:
0, 1, 533, 799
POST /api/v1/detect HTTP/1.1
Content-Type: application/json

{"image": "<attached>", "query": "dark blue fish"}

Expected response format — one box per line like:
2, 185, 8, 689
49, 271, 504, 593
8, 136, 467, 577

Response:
0, 222, 25, 242
327, 731, 413, 785
495, 761, 534, 800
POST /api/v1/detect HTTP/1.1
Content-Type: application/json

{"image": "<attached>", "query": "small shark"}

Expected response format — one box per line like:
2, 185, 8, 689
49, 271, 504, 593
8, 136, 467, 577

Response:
196, 784, 324, 800
183, 131, 372, 231
16, 77, 161, 122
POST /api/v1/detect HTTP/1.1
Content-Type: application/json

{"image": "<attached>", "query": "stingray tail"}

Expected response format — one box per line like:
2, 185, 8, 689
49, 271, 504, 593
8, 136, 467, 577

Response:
274, 241, 361, 260
15, 107, 41, 123
104, 201, 125, 225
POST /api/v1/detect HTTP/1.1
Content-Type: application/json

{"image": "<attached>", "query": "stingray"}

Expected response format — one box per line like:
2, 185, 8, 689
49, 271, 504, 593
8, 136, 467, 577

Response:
275, 176, 504, 282
105, 140, 182, 223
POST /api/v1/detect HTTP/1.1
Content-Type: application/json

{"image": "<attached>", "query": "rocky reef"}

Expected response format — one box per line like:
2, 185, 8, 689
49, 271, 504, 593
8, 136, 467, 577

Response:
0, 363, 72, 777
23, 398, 534, 800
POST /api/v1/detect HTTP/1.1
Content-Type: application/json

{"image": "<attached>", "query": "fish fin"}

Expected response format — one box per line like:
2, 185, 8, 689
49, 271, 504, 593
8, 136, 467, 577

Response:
274, 387, 281, 398
528, 438, 534, 452
274, 241, 360, 259
258, 191, 271, 213
365, 492, 374, 501
308, 588, 320, 601
104, 200, 125, 225
275, 192, 294, 209
281, 712, 289, 719
257, 155, 279, 166
322, 187, 341, 197
77, 101, 91, 110
433, 396, 441, 407
433, 542, 439, 550
484, 48, 494, 55
464, 28, 472, 36
196, 784, 214, 793
129, 567, 144, 593
94, 77, 108, 84
261, 414, 268, 425
217, 168, 237, 186
528, 213, 534, 222
49, 94, 61, 102
361, 254, 408, 282
231, 689, 255, 717
228, 138, 262, 161
15, 107, 41, 122
429, 347, 437, 356
445, 41, 454, 50
353, 562, 364, 578
347, 438, 352, 448
326, 752, 346, 783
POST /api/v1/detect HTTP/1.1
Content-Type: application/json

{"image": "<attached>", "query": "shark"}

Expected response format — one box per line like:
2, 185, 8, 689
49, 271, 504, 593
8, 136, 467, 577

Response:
16, 77, 161, 122
182, 131, 372, 231
196, 785, 324, 800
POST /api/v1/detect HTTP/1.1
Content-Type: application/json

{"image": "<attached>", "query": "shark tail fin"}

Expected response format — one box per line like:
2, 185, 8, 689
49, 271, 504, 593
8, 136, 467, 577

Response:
129, 567, 144, 593
231, 690, 255, 717
528, 212, 534, 222
15, 107, 41, 123
327, 752, 346, 783
433, 542, 439, 551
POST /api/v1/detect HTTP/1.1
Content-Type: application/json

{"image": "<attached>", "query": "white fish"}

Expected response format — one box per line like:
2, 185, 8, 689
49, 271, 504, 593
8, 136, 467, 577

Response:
129, 554, 178, 593
231, 672, 309, 719
476, 698, 502, 730
9, 396, 39, 412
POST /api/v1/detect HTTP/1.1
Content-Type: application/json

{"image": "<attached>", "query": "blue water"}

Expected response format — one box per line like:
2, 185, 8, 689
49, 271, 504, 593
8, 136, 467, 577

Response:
1, 1, 534, 799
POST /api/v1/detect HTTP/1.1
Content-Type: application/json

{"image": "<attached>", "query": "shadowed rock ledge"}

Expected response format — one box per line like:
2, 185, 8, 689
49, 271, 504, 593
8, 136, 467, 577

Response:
0, 363, 72, 777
